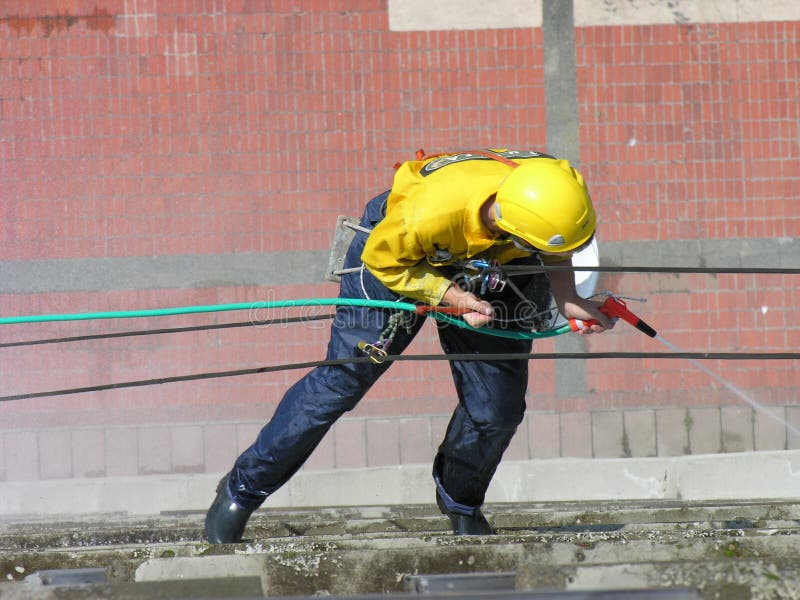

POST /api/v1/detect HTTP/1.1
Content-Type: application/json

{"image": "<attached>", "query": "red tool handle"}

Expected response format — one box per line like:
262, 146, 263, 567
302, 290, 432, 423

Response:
569, 296, 657, 338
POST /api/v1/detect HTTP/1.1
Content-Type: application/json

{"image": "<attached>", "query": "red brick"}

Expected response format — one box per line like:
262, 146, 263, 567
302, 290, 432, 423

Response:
36, 429, 73, 479
3, 431, 40, 481
398, 417, 435, 465
72, 429, 106, 478
333, 419, 366, 469
137, 426, 172, 475
527, 413, 559, 459
365, 419, 400, 467
560, 412, 592, 458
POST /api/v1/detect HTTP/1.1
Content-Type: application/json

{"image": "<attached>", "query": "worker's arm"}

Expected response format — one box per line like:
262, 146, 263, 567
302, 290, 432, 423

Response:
361, 201, 496, 327
361, 206, 454, 306
440, 284, 494, 327
547, 258, 612, 334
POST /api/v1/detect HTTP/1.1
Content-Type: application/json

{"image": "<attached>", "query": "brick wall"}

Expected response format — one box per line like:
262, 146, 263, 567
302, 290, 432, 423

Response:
1, 1, 798, 484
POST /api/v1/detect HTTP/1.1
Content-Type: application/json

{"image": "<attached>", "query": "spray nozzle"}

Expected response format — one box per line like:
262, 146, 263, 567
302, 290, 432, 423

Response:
569, 295, 657, 338
599, 296, 657, 337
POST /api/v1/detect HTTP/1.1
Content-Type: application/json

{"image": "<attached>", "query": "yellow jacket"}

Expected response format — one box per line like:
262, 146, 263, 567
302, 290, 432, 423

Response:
361, 151, 545, 305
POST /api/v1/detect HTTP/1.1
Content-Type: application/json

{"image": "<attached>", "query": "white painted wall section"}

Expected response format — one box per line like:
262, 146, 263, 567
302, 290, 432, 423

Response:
387, 0, 542, 31
388, 0, 800, 31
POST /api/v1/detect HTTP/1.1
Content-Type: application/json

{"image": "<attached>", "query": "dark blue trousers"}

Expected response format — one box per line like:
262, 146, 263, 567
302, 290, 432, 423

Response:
228, 191, 543, 515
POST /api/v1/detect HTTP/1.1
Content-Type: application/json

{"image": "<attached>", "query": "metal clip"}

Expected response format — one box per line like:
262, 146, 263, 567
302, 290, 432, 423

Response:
357, 340, 388, 364
486, 269, 506, 292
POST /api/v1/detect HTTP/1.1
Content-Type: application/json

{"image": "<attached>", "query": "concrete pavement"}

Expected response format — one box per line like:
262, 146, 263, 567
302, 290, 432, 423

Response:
2, 497, 800, 598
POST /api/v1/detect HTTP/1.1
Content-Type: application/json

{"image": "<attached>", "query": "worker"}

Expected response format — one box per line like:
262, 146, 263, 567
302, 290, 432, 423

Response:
205, 149, 612, 542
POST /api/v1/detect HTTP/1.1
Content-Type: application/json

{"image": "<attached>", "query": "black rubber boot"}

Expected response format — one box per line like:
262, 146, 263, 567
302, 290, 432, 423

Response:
205, 473, 254, 543
436, 490, 495, 536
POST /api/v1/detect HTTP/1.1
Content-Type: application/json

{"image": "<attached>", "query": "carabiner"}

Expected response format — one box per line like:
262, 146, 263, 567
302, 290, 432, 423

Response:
357, 340, 388, 364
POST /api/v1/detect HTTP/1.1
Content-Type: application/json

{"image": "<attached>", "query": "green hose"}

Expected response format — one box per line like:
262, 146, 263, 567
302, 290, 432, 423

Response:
0, 298, 415, 323
428, 312, 572, 339
0, 297, 572, 340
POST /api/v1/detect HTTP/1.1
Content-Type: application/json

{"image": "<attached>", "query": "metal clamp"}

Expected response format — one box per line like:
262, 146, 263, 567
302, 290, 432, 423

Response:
325, 215, 371, 282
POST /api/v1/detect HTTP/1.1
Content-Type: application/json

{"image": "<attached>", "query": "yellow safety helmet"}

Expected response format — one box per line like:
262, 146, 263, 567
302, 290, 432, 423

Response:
493, 158, 596, 254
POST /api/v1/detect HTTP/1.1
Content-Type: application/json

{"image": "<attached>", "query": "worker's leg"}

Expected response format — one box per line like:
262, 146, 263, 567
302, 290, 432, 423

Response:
227, 191, 423, 510
229, 307, 423, 509
431, 255, 546, 520
432, 324, 532, 515
207, 297, 422, 542
208, 193, 413, 543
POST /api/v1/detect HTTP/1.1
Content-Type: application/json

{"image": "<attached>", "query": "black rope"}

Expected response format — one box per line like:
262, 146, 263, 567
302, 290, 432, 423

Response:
503, 265, 800, 274
1, 263, 797, 400
2, 351, 797, 403
0, 314, 336, 348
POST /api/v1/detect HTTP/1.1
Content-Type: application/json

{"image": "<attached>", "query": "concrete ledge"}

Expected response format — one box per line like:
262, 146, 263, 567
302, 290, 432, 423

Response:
1, 450, 799, 517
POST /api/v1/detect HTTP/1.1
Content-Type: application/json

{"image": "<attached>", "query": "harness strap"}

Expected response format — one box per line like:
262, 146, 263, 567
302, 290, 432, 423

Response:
394, 148, 521, 170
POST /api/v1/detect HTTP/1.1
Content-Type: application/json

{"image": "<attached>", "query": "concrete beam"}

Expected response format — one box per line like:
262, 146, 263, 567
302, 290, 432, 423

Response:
1, 450, 799, 516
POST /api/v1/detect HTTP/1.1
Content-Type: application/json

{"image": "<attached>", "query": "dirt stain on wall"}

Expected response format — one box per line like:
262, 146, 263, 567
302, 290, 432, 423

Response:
0, 6, 115, 37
